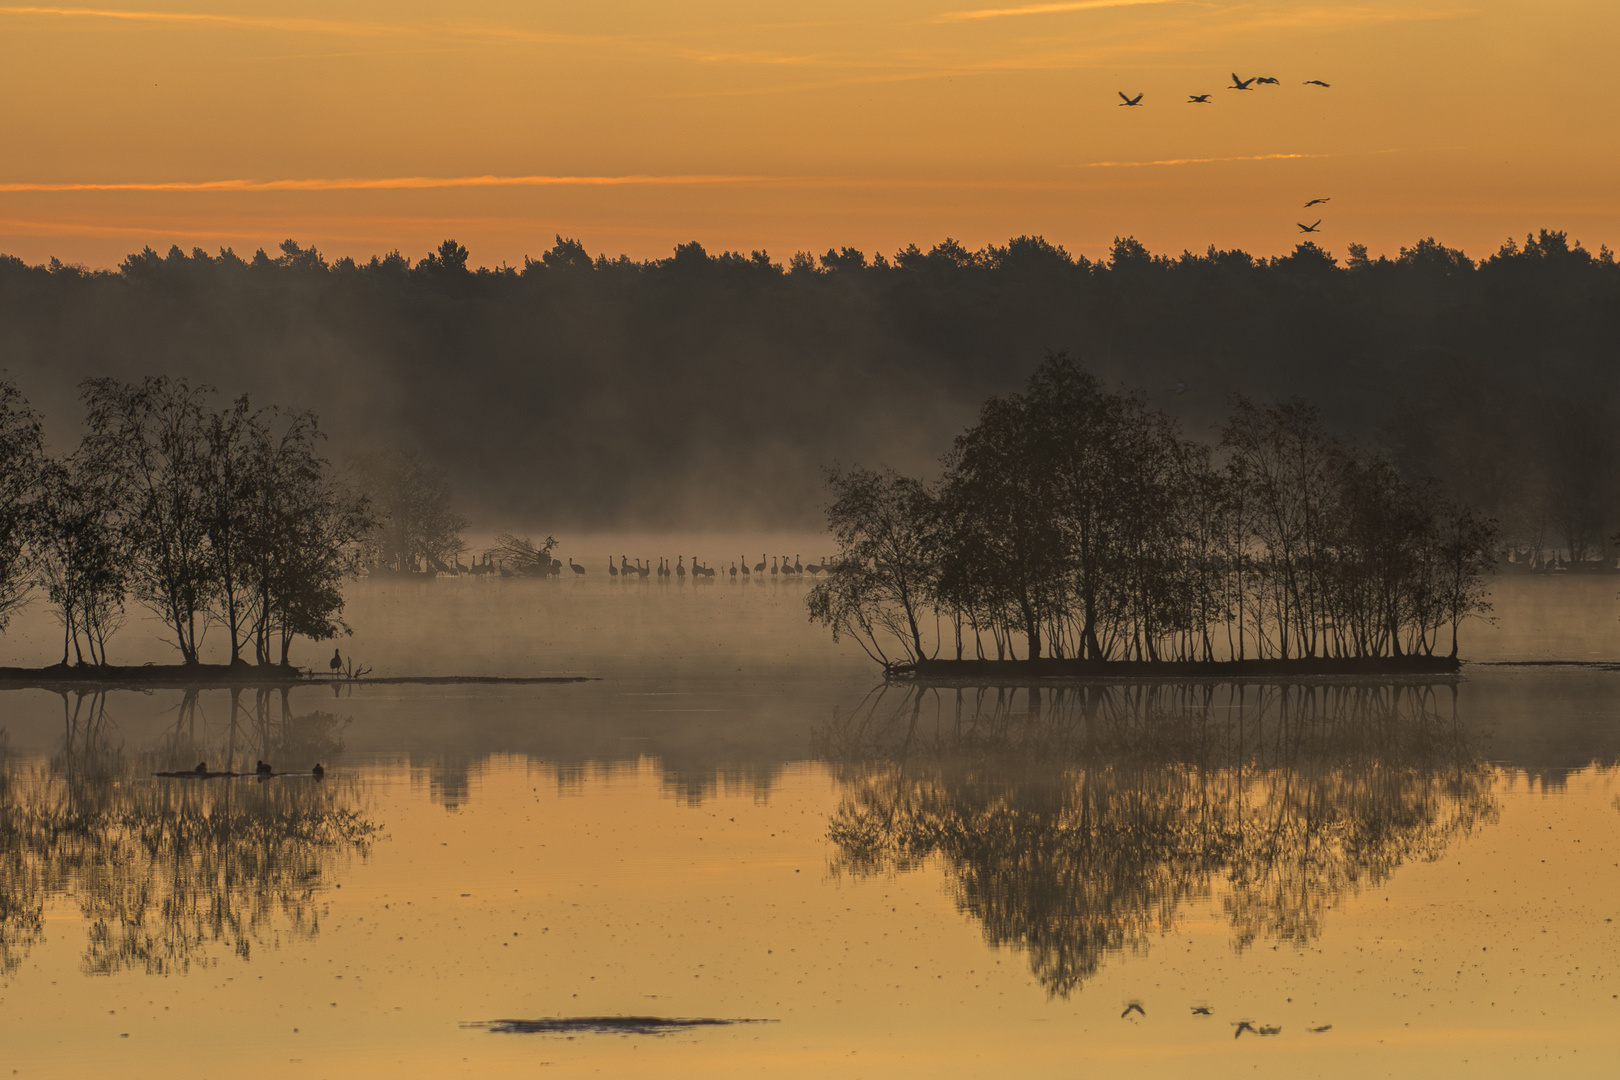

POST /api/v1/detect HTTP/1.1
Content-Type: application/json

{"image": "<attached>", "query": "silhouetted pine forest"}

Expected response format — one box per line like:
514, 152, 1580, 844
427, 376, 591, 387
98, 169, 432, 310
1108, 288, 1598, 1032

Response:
1, 230, 1615, 549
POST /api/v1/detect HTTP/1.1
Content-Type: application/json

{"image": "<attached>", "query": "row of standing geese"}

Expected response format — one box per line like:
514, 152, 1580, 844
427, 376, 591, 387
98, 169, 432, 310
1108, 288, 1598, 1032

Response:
589, 555, 830, 579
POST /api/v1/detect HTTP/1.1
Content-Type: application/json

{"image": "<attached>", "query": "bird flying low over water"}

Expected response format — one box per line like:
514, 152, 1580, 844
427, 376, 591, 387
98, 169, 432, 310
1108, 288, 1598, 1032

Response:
1304, 197, 1330, 207
1298, 219, 1322, 233
1118, 91, 1143, 106
1188, 93, 1212, 103
1229, 73, 1256, 89
1303, 79, 1331, 87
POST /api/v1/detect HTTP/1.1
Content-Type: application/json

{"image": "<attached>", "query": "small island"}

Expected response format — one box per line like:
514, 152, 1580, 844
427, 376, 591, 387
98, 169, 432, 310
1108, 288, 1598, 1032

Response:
808, 356, 1495, 682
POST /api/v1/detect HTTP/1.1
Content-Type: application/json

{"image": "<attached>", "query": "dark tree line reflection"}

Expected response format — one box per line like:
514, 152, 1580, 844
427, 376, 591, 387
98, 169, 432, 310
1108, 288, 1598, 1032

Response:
0, 690, 375, 977
817, 681, 1496, 997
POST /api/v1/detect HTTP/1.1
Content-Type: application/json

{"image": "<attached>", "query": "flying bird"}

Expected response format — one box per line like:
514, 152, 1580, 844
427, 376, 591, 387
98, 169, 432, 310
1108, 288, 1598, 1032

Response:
1229, 73, 1256, 90
1191, 1006, 1213, 1016
1188, 94, 1212, 103
1303, 79, 1331, 87
1304, 197, 1331, 208
1297, 219, 1322, 233
1233, 1021, 1257, 1039
1308, 1024, 1333, 1033
1255, 76, 1280, 85
1118, 92, 1144, 106
1121, 1001, 1146, 1018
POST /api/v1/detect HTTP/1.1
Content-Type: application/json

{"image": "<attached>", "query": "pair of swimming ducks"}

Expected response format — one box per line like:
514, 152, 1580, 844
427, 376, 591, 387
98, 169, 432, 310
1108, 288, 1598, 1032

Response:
191, 761, 326, 778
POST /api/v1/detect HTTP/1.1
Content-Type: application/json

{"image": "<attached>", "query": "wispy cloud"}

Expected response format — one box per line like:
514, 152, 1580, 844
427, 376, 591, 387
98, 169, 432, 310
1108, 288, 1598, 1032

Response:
935, 0, 1178, 23
0, 174, 774, 194
1068, 151, 1323, 168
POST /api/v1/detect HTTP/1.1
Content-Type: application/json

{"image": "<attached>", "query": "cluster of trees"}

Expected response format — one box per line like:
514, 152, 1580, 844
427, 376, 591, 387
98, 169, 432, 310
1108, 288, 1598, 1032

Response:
1, 230, 1616, 540
809, 355, 1497, 668
0, 375, 372, 667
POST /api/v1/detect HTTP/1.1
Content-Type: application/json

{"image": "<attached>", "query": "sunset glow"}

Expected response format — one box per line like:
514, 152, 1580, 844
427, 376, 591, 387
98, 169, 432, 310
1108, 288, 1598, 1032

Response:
0, 0, 1615, 266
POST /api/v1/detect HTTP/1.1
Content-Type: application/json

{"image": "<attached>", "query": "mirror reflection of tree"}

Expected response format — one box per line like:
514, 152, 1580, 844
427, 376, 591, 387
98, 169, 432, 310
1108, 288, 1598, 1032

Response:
0, 690, 375, 977
818, 682, 1496, 997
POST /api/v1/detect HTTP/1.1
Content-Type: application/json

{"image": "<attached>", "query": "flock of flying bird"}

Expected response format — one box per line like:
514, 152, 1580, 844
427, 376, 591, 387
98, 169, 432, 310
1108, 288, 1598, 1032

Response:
1121, 1000, 1332, 1038
1116, 73, 1336, 235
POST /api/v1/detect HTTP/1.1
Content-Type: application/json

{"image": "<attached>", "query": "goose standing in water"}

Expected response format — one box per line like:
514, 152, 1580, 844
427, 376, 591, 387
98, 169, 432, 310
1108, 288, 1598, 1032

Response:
770, 556, 779, 577
608, 558, 619, 577
729, 561, 737, 578
793, 555, 803, 575
754, 555, 767, 575
568, 558, 585, 576
330, 648, 342, 674
676, 556, 686, 579
740, 557, 750, 577
636, 559, 650, 578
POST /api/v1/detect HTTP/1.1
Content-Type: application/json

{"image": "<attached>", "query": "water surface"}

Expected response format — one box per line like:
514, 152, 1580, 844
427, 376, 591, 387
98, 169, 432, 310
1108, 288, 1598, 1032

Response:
2, 573, 1619, 1078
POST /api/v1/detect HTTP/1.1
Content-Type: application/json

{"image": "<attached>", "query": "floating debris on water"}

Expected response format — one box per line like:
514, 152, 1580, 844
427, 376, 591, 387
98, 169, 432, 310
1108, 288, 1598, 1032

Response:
470, 1016, 777, 1036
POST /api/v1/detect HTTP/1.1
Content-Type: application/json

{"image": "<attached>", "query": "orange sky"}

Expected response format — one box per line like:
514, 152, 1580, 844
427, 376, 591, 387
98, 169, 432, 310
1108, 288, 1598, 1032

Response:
0, 1, 1615, 268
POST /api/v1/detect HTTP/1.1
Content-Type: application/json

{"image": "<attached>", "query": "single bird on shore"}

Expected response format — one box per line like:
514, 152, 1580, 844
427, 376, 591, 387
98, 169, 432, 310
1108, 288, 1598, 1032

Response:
255, 760, 272, 776
1188, 93, 1212, 103
312, 763, 325, 779
1298, 219, 1322, 233
194, 761, 207, 775
330, 648, 341, 673
1118, 91, 1144, 106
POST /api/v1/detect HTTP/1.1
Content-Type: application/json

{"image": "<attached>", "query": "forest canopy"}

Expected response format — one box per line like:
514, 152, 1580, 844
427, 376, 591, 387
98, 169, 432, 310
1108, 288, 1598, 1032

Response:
0, 230, 1615, 549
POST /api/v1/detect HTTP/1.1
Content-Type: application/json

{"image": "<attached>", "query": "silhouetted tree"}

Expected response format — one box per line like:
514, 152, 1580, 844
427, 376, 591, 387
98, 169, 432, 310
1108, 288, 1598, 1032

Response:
0, 377, 42, 633
354, 448, 466, 573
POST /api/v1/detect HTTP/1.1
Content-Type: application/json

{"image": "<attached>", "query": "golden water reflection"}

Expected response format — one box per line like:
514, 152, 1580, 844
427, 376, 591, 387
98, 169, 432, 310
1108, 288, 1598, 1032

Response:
819, 683, 1498, 997
0, 691, 376, 977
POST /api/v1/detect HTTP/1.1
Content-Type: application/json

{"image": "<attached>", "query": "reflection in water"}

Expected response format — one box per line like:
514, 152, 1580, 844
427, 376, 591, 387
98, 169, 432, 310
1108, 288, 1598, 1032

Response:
0, 691, 376, 977
818, 682, 1497, 997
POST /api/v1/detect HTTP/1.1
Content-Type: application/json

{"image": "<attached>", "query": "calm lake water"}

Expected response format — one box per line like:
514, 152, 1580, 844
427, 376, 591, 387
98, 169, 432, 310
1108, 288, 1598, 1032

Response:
3, 568, 1620, 1078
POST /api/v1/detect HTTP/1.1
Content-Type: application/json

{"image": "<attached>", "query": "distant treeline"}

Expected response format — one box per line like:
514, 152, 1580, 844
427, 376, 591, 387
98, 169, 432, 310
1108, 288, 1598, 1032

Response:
1, 229, 1616, 546
808, 356, 1496, 668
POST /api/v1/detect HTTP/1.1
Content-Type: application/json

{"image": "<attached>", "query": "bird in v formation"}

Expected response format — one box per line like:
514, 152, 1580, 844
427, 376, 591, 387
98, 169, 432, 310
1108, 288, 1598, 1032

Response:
1114, 72, 1334, 233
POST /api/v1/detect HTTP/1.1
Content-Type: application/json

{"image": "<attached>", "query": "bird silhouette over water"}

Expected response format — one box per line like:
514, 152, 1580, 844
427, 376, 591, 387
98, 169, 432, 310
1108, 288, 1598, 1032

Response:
1121, 1001, 1146, 1018
1229, 73, 1257, 89
1298, 219, 1322, 233
1255, 75, 1279, 85
608, 558, 618, 577
1233, 1021, 1257, 1039
1188, 93, 1212, 103
1303, 79, 1331, 87
1308, 1024, 1333, 1033
1191, 1006, 1213, 1016
255, 760, 273, 776
194, 761, 207, 775
1304, 197, 1330, 207
754, 555, 767, 575
1118, 91, 1143, 106
740, 557, 750, 577
568, 558, 585, 576
312, 763, 325, 779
